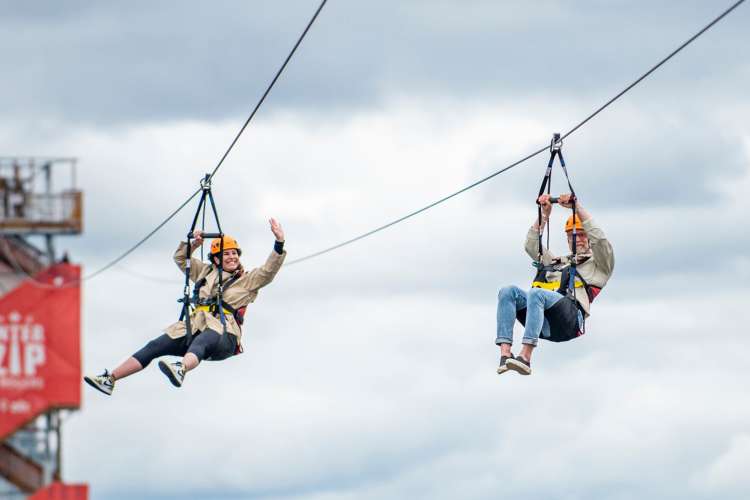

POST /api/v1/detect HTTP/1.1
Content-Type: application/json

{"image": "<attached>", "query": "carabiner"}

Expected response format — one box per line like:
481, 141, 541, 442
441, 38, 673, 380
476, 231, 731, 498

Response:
549, 133, 563, 153
200, 173, 212, 191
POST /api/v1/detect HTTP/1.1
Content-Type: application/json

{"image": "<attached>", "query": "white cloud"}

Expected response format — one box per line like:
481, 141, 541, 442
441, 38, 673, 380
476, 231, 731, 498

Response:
2, 4, 746, 496
699, 434, 750, 494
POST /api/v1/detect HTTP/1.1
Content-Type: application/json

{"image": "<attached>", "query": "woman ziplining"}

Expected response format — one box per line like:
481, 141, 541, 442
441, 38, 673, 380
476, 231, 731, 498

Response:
495, 136, 615, 376
84, 177, 286, 394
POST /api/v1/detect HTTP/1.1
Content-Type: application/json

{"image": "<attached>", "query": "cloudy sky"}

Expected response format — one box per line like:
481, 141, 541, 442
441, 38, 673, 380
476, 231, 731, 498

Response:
3, 1, 750, 499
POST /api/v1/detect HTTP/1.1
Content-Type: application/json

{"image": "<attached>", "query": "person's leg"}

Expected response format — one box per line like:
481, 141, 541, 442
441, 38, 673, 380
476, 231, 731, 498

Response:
518, 288, 563, 362
496, 286, 527, 354
206, 331, 238, 362
126, 334, 188, 378
182, 353, 201, 372
183, 328, 236, 367
157, 331, 211, 388
518, 343, 535, 364
84, 334, 187, 395
159, 330, 235, 387
182, 329, 223, 372
111, 357, 143, 381
496, 286, 527, 375
542, 297, 583, 342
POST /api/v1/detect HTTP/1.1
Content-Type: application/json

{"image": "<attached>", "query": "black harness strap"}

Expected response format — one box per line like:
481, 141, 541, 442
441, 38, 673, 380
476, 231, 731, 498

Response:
190, 270, 246, 326
177, 174, 228, 345
535, 138, 558, 259
530, 134, 594, 338
205, 186, 228, 333
533, 133, 581, 299
555, 146, 580, 295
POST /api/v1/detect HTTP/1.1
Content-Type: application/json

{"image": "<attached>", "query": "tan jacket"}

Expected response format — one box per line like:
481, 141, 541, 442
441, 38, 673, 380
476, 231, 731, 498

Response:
525, 217, 614, 317
164, 241, 286, 341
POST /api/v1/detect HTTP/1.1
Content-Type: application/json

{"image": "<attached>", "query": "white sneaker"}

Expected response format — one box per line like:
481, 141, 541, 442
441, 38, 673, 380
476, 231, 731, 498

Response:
84, 370, 115, 396
158, 360, 185, 388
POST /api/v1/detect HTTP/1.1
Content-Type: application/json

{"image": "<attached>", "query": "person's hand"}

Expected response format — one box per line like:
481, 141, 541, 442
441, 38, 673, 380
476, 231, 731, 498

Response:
537, 194, 553, 219
269, 218, 284, 242
558, 193, 578, 209
191, 229, 204, 245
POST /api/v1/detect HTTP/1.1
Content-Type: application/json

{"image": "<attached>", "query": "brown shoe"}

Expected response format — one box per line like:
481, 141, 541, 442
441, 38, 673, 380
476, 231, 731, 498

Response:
506, 355, 531, 375
497, 354, 515, 375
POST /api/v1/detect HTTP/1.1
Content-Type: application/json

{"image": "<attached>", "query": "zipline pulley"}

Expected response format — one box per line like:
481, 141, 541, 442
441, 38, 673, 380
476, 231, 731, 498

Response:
550, 132, 563, 152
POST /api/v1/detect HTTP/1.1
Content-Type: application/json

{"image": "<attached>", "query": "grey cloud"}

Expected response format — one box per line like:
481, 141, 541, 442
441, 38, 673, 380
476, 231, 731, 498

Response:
50, 132, 748, 304
29, 172, 742, 312
7, 3, 748, 499
75, 291, 750, 499
1, 1, 747, 126
472, 101, 749, 211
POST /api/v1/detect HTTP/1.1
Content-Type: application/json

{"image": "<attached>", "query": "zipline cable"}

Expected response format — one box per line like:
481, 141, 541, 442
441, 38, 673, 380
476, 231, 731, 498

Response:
114, 264, 178, 285
287, 144, 550, 265
35, 0, 329, 287
206, 0, 328, 181
83, 189, 202, 281
15, 0, 745, 283
286, 0, 746, 266
561, 0, 746, 141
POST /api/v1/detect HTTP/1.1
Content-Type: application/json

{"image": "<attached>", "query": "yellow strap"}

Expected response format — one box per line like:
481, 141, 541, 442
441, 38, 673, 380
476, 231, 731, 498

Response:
532, 280, 584, 290
195, 304, 233, 316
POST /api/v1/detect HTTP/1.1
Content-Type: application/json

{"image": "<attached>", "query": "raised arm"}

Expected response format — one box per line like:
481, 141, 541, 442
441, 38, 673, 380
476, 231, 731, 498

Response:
526, 194, 556, 262
173, 230, 209, 282
559, 194, 592, 225
245, 218, 286, 292
559, 195, 614, 278
582, 215, 614, 278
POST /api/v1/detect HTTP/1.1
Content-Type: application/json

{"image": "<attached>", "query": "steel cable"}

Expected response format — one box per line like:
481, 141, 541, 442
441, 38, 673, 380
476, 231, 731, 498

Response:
286, 0, 746, 266
19, 0, 329, 288
13, 0, 745, 283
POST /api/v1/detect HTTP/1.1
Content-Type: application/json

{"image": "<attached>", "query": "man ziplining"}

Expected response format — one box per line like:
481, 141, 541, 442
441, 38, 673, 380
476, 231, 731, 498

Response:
495, 192, 614, 376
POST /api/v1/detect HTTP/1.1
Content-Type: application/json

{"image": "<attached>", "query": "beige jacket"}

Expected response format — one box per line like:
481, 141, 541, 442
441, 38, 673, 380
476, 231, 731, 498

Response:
525, 217, 614, 317
164, 241, 286, 340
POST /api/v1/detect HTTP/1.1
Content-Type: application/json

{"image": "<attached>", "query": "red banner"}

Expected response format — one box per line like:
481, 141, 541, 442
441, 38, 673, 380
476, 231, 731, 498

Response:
28, 481, 89, 500
0, 264, 81, 439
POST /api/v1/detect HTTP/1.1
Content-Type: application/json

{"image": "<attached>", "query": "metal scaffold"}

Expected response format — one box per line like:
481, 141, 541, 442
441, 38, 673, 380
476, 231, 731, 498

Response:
0, 156, 86, 499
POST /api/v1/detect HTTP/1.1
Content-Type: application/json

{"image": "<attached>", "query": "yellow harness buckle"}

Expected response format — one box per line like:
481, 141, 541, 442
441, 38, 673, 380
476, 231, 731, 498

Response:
531, 280, 584, 290
195, 304, 233, 317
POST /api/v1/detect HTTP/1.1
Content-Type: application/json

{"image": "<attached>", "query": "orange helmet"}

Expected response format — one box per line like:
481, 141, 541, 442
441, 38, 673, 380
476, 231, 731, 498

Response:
565, 215, 584, 232
210, 235, 241, 255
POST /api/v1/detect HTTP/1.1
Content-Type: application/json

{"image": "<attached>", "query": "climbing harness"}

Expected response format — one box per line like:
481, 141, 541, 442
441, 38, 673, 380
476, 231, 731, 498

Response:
190, 272, 247, 325
177, 174, 231, 346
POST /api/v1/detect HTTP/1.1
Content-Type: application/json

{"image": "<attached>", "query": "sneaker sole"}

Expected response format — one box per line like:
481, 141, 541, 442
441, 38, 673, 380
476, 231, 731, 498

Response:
505, 359, 532, 375
158, 360, 182, 388
84, 376, 112, 396
497, 365, 511, 375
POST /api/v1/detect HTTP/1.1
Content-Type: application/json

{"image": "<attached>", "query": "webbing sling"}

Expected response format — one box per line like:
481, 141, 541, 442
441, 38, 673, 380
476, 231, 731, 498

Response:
533, 134, 580, 299
178, 174, 228, 345
535, 139, 555, 258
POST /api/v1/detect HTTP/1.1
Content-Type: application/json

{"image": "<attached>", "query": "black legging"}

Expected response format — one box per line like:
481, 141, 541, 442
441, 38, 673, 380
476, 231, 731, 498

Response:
132, 329, 237, 367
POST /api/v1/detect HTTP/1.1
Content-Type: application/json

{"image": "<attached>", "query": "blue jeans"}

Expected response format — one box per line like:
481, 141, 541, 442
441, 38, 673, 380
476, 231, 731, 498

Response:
496, 286, 564, 347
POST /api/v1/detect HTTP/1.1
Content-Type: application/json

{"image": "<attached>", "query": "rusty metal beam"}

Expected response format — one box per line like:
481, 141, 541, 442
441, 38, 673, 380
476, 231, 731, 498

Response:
0, 442, 43, 493
0, 236, 45, 275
